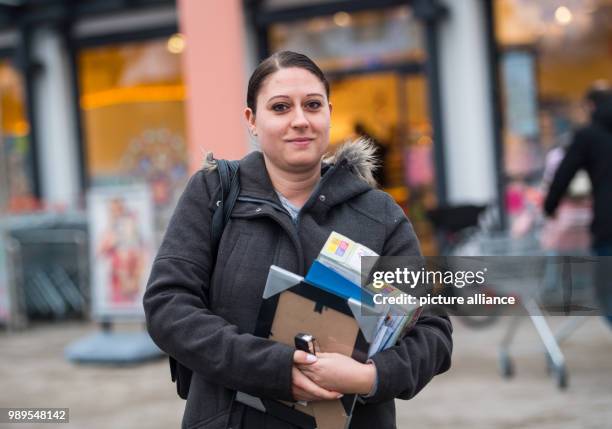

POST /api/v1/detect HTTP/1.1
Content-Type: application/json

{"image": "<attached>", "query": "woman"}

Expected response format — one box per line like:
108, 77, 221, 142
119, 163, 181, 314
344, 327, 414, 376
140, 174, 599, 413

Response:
144, 51, 452, 429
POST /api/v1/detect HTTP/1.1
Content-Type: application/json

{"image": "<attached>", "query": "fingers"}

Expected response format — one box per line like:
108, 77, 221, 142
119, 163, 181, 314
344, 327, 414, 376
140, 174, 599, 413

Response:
292, 387, 311, 402
293, 350, 317, 365
292, 367, 342, 401
308, 352, 340, 359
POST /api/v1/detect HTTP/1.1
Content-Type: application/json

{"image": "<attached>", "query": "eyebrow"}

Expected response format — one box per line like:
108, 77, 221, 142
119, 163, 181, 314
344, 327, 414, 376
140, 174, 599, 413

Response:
267, 93, 324, 102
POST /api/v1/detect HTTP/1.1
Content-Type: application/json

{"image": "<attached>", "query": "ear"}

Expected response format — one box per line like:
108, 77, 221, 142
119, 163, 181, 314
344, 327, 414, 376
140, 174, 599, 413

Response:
328, 102, 333, 115
244, 107, 256, 132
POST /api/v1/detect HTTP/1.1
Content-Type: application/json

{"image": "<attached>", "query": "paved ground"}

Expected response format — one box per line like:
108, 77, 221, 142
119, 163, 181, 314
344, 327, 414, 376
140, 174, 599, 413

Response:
1, 316, 611, 429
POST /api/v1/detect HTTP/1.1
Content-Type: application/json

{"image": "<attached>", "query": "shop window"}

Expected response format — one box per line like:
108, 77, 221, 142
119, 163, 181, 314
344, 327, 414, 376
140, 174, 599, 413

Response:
78, 36, 189, 233
269, 5, 425, 72
0, 59, 36, 213
494, 0, 612, 215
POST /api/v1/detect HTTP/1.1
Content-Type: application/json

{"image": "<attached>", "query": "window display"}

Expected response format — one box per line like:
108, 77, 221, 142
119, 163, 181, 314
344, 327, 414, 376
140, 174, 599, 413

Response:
78, 37, 189, 235
0, 59, 35, 213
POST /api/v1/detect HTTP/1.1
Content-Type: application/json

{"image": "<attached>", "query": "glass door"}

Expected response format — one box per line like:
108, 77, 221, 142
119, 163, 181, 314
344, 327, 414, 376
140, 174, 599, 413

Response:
327, 71, 436, 254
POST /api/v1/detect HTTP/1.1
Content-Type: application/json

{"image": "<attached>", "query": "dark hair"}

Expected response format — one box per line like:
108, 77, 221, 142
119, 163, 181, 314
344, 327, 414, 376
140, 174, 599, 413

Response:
246, 51, 330, 114
585, 80, 612, 109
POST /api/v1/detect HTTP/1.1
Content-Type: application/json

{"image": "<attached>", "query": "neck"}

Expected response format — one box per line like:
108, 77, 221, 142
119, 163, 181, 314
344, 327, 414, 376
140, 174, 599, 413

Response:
264, 157, 321, 207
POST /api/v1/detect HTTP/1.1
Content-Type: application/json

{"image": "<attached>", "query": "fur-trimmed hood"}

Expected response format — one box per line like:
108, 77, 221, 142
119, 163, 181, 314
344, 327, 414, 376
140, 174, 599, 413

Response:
202, 137, 380, 187
322, 137, 379, 187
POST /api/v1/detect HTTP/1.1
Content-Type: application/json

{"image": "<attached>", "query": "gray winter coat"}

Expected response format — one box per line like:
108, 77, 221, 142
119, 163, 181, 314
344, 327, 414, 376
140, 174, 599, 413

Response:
144, 140, 453, 429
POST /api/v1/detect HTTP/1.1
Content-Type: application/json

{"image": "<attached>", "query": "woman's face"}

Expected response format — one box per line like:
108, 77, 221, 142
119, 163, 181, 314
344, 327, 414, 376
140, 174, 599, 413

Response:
245, 67, 332, 174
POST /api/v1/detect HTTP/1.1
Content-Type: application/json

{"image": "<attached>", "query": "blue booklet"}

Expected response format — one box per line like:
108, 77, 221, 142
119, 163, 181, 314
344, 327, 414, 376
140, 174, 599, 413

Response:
305, 260, 374, 307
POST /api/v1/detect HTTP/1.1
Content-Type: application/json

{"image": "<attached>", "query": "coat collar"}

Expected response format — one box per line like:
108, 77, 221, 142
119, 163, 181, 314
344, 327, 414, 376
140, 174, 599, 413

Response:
204, 138, 379, 209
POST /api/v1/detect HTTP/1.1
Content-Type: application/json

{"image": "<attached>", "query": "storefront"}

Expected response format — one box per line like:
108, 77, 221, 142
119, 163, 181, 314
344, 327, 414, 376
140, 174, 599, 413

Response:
7, 0, 591, 253
2, 0, 499, 255
0, 0, 189, 327
0, 0, 189, 233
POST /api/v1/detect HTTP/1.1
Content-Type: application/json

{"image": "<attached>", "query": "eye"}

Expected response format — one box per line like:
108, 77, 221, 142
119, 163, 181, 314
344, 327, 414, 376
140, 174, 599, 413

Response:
306, 100, 322, 110
272, 103, 289, 112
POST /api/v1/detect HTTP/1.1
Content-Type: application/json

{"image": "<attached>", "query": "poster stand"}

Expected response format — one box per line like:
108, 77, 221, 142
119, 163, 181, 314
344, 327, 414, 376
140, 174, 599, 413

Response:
65, 185, 163, 364
65, 320, 161, 364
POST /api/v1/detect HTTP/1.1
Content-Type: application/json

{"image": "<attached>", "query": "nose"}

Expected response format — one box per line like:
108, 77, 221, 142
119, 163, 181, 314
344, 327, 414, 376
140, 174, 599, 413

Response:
291, 106, 309, 129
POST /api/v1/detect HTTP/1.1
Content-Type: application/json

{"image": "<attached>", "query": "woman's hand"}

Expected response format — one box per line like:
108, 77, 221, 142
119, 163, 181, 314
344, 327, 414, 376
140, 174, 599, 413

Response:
297, 352, 376, 395
292, 351, 344, 402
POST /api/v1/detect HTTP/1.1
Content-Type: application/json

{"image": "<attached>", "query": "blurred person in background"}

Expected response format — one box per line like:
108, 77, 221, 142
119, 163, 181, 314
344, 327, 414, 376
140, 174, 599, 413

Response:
143, 51, 452, 429
544, 81, 612, 326
535, 115, 592, 253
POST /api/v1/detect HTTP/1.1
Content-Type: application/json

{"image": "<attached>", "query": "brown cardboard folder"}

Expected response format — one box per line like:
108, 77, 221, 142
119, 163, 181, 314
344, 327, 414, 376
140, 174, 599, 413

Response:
236, 265, 383, 429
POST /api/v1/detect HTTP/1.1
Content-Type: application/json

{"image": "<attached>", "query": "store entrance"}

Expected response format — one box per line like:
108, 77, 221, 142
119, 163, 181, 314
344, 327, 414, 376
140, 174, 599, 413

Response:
328, 70, 437, 254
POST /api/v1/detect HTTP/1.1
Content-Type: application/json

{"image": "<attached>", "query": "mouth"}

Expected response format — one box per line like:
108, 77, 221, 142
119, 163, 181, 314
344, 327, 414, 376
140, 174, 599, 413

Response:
286, 137, 315, 145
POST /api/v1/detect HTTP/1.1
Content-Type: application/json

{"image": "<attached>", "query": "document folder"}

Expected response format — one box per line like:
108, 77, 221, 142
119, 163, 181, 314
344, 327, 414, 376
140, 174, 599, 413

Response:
237, 265, 384, 429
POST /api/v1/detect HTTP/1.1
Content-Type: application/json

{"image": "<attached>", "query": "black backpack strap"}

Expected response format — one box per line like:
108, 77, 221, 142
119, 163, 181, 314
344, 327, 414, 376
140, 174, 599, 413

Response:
220, 160, 240, 226
210, 159, 240, 260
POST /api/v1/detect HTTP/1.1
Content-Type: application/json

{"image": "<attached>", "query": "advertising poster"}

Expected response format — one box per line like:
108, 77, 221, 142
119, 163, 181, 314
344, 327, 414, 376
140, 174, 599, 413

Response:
87, 185, 154, 319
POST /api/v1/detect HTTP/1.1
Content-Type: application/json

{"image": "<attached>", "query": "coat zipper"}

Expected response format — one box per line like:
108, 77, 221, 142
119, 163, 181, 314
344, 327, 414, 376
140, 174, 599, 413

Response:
294, 160, 342, 229
235, 196, 306, 274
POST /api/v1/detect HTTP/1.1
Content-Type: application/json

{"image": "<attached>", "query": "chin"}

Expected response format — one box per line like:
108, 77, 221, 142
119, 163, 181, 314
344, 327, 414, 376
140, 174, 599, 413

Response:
285, 154, 322, 172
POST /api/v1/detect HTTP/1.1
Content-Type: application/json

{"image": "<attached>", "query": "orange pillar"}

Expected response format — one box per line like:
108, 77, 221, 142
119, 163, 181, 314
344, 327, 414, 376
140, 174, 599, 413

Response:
178, 0, 250, 172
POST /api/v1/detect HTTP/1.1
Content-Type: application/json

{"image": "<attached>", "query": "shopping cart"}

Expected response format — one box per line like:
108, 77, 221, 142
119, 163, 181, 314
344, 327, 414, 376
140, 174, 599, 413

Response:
453, 228, 595, 390
1, 212, 89, 327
